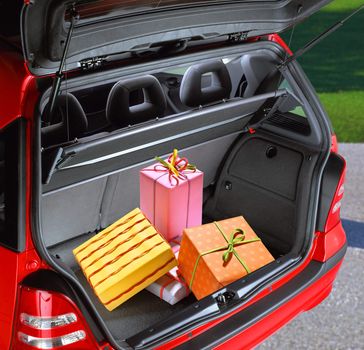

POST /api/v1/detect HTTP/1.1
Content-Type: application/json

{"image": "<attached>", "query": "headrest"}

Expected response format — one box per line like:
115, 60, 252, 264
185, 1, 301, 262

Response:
180, 60, 232, 107
41, 93, 88, 147
106, 75, 166, 128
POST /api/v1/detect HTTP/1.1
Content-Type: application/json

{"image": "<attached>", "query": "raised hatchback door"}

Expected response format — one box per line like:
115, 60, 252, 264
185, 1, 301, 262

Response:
21, 0, 332, 76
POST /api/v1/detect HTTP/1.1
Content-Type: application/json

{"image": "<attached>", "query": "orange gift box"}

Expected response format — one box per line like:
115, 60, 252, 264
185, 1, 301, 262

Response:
178, 216, 275, 300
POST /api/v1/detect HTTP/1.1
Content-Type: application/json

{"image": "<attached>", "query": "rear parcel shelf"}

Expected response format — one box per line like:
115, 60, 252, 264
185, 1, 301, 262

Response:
42, 90, 289, 188
41, 147, 78, 185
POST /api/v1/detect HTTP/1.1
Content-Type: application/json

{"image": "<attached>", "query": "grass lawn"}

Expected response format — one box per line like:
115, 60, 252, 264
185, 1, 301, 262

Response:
282, 0, 364, 142
318, 91, 364, 142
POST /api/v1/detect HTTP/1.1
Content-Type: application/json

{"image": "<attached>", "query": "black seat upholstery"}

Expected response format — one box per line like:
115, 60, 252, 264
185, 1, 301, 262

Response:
179, 60, 232, 107
106, 75, 166, 129
41, 93, 88, 148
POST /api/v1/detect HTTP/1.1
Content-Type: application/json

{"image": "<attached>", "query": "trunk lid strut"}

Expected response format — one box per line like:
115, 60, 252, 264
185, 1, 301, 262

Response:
44, 6, 79, 126
279, 4, 364, 68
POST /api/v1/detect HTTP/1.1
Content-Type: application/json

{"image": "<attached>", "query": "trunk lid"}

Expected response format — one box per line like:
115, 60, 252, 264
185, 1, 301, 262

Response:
21, 0, 331, 76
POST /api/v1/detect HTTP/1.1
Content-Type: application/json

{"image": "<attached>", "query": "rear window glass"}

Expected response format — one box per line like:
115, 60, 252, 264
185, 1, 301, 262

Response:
0, 0, 22, 39
279, 79, 307, 118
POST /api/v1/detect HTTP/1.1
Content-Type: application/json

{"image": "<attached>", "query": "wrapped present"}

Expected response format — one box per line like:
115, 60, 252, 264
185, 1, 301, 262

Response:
178, 216, 275, 300
73, 208, 177, 311
145, 267, 190, 305
146, 241, 190, 305
140, 149, 203, 241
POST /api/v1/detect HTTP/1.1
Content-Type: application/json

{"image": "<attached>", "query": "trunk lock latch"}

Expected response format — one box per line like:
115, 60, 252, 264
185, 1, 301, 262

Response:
216, 291, 236, 307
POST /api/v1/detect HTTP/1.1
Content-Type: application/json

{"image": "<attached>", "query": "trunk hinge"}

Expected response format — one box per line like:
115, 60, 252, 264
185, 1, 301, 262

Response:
80, 56, 107, 71
228, 31, 249, 43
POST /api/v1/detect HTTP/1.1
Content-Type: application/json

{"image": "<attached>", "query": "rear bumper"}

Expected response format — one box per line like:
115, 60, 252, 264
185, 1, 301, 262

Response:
174, 243, 347, 350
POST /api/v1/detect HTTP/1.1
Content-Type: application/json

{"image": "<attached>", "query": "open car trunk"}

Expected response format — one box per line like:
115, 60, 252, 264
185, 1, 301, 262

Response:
35, 41, 327, 348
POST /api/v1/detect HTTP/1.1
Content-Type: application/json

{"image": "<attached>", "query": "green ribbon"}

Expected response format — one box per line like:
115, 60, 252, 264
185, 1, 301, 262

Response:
189, 221, 261, 290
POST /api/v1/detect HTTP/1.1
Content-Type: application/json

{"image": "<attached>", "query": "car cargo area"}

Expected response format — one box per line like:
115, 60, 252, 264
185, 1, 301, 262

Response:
37, 44, 323, 343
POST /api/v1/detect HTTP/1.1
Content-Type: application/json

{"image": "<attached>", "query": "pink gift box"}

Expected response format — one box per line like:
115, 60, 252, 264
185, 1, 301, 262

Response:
140, 161, 203, 241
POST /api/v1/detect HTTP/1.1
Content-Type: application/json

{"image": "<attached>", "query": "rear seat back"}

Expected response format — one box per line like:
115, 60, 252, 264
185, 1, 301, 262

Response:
41, 178, 107, 247
180, 60, 232, 107
106, 75, 166, 129
41, 93, 88, 148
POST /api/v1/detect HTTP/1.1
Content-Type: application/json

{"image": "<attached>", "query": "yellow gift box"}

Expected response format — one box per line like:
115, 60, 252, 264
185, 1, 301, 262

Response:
73, 208, 177, 311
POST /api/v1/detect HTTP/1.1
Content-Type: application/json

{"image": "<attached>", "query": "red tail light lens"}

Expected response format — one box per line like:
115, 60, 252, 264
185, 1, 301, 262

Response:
313, 155, 347, 262
324, 165, 346, 232
12, 286, 102, 350
266, 34, 293, 55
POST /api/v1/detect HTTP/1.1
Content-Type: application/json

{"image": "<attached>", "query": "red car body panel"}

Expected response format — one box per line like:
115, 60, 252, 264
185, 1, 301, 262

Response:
0, 247, 19, 350
0, 40, 45, 350
214, 261, 343, 350
0, 43, 35, 127
0, 30, 347, 349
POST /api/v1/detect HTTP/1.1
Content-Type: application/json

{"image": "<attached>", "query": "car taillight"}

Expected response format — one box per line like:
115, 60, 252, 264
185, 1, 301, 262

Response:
18, 330, 86, 349
266, 34, 293, 55
20, 312, 78, 329
12, 286, 102, 350
324, 166, 346, 233
313, 155, 347, 262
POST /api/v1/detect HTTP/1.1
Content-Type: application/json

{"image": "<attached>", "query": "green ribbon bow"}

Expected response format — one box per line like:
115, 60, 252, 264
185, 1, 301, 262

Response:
222, 228, 246, 263
189, 221, 261, 290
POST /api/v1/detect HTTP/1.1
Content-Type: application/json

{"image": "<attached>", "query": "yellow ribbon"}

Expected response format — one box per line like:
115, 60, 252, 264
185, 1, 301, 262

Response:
155, 149, 196, 180
189, 221, 261, 290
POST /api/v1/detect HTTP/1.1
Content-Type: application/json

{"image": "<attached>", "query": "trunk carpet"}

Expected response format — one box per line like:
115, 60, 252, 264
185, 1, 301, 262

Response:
49, 234, 196, 340
76, 269, 196, 341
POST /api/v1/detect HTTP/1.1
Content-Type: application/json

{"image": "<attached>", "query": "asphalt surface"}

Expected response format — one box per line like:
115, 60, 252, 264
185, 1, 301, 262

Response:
257, 143, 364, 350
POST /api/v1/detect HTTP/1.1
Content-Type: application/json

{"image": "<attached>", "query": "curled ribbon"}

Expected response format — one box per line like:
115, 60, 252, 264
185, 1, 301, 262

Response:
154, 149, 196, 185
189, 221, 261, 290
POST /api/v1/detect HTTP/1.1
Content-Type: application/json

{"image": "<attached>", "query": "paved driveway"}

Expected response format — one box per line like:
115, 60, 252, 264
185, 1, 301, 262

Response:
257, 143, 364, 350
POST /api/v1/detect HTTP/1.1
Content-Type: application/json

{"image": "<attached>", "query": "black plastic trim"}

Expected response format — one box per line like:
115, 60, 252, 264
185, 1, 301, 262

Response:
173, 244, 347, 350
316, 153, 345, 232
0, 118, 27, 252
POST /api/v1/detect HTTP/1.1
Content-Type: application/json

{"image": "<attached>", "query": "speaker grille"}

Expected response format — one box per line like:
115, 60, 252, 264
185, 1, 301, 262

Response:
266, 112, 311, 135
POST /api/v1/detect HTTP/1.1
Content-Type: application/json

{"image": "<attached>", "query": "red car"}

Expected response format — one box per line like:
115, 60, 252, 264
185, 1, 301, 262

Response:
0, 1, 347, 349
